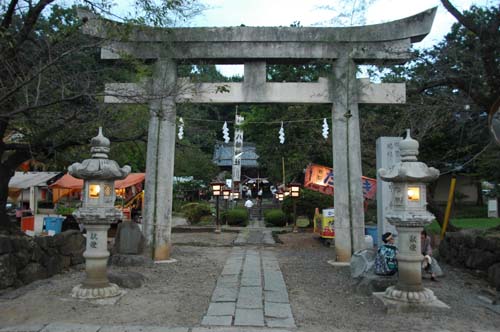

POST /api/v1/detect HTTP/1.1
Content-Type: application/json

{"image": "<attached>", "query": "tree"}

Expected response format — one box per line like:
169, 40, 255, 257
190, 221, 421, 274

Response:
0, 0, 203, 231
358, 2, 499, 229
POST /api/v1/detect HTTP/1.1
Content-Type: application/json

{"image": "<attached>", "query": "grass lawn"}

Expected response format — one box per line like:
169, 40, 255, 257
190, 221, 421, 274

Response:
426, 218, 500, 234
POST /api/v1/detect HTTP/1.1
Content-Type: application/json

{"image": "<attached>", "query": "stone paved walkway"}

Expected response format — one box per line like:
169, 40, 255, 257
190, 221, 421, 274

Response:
234, 216, 274, 246
201, 247, 295, 328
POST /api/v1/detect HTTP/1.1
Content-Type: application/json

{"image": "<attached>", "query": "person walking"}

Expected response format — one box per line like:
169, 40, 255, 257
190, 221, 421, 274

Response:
244, 199, 254, 217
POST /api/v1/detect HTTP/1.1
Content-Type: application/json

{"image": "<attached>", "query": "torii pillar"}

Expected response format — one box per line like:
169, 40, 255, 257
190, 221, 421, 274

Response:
143, 59, 177, 260
331, 57, 365, 260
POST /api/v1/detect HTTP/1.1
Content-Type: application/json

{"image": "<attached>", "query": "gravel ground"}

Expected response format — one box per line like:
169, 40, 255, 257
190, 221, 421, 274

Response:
278, 232, 500, 332
0, 231, 499, 331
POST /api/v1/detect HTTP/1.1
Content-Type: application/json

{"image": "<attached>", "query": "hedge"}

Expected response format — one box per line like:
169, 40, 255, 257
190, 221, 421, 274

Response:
264, 209, 286, 227
181, 202, 212, 224
223, 208, 248, 226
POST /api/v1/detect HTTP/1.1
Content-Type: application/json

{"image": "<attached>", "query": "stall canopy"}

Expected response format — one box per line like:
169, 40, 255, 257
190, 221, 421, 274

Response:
49, 173, 145, 203
304, 164, 377, 199
8, 172, 62, 200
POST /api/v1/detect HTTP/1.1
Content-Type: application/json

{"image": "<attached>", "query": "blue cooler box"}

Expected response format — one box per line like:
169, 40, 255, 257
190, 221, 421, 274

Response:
44, 217, 64, 234
365, 226, 378, 247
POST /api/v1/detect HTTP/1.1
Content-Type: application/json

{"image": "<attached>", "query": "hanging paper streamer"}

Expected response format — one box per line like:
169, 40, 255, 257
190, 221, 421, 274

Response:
222, 121, 230, 143
178, 117, 184, 140
279, 122, 285, 144
322, 118, 329, 139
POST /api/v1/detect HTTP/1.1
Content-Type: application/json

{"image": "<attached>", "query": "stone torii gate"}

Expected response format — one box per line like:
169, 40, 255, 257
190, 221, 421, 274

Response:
78, 8, 436, 262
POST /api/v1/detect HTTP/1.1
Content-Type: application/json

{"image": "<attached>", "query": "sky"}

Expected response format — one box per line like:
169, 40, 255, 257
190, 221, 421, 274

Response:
188, 0, 494, 76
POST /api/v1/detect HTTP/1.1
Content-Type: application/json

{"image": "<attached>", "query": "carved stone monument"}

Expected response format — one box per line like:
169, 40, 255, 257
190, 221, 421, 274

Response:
376, 137, 401, 242
69, 127, 131, 299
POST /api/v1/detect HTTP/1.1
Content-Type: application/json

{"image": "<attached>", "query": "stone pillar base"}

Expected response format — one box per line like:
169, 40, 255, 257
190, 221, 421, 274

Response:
72, 283, 121, 299
373, 286, 449, 313
154, 242, 172, 261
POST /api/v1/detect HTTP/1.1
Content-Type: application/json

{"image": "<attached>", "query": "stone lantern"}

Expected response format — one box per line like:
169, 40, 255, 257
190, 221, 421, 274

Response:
69, 127, 131, 299
375, 129, 448, 311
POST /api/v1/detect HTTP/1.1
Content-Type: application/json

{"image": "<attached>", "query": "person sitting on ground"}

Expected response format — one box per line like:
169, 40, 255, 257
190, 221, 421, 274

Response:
421, 230, 442, 281
374, 232, 398, 276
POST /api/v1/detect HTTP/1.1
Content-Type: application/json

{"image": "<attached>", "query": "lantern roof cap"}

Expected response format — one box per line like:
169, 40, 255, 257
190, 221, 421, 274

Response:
68, 127, 130, 181
377, 129, 439, 183
400, 129, 419, 161
91, 127, 110, 159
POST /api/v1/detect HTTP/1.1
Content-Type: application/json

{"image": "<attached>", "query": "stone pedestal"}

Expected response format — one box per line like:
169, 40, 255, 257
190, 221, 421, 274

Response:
72, 224, 120, 298
373, 225, 449, 311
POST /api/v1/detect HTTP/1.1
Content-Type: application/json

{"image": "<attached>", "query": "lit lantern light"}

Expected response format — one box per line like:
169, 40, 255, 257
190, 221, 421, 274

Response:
89, 183, 101, 198
210, 182, 225, 234
223, 188, 231, 200
289, 183, 301, 232
407, 186, 420, 201
211, 182, 224, 197
232, 190, 240, 200
290, 183, 301, 198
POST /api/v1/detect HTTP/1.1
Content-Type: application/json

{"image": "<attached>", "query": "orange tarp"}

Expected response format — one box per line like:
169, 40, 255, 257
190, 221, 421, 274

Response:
50, 173, 145, 202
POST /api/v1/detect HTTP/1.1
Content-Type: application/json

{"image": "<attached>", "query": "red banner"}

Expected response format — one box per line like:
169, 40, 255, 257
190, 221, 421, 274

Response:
304, 164, 377, 199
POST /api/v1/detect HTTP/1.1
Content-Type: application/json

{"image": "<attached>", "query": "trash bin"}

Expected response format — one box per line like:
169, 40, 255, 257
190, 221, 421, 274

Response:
365, 225, 378, 247
44, 217, 64, 235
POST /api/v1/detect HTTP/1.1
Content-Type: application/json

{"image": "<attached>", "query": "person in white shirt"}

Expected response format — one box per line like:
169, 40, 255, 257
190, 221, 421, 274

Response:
244, 199, 254, 215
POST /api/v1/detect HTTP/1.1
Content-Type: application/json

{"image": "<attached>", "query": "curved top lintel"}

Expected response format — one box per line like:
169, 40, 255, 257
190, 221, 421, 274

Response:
78, 7, 437, 44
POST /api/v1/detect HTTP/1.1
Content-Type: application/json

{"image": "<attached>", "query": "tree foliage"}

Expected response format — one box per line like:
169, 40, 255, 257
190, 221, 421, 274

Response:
0, 0, 202, 230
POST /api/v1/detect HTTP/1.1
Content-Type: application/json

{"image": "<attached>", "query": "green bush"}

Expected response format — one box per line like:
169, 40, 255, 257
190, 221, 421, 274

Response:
296, 216, 310, 228
181, 202, 212, 224
264, 209, 286, 227
55, 205, 76, 216
223, 208, 248, 226
199, 215, 214, 225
